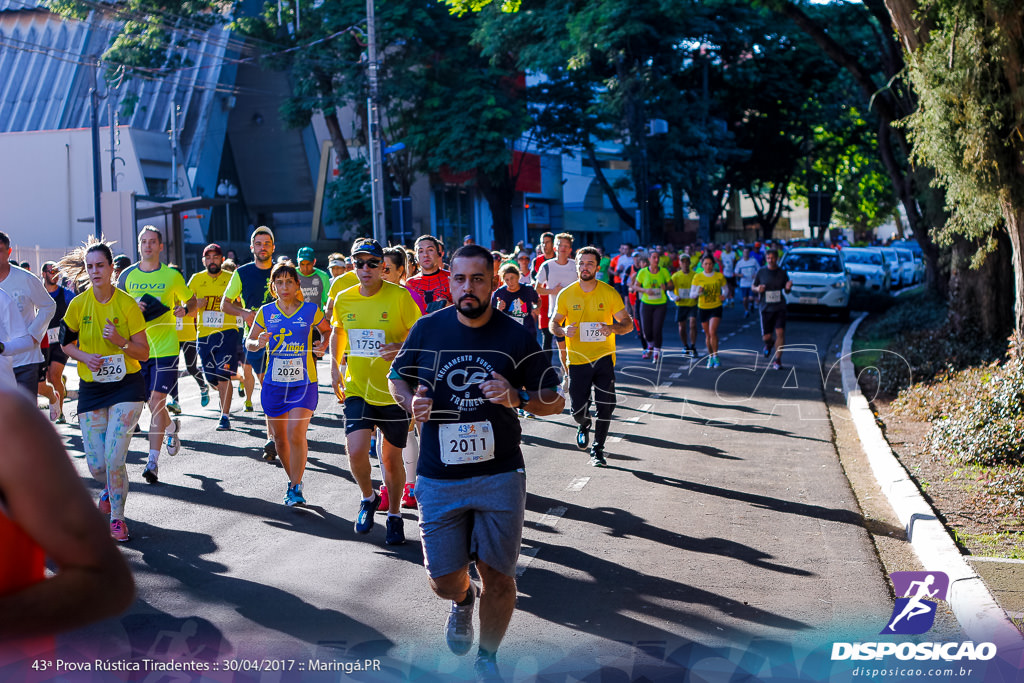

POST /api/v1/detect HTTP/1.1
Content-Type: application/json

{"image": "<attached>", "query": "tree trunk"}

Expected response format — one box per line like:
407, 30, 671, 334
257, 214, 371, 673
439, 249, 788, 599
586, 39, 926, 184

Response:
586, 144, 635, 229
477, 171, 515, 250
947, 231, 1014, 339
1001, 203, 1024, 337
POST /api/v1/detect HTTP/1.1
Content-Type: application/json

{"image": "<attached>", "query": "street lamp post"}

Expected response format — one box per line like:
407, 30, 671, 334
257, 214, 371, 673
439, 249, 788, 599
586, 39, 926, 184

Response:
366, 0, 386, 245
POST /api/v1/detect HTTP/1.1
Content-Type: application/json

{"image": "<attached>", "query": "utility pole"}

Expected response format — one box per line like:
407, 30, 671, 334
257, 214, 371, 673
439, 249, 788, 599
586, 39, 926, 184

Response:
89, 61, 103, 238
366, 0, 386, 244
169, 103, 180, 197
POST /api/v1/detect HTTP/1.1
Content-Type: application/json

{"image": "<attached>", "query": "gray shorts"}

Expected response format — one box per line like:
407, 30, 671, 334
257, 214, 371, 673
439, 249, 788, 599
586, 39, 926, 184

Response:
416, 470, 527, 579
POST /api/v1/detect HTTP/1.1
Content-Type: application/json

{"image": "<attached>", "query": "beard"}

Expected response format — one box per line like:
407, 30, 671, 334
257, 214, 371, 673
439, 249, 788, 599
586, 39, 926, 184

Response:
579, 271, 595, 281
207, 263, 222, 275
458, 296, 489, 319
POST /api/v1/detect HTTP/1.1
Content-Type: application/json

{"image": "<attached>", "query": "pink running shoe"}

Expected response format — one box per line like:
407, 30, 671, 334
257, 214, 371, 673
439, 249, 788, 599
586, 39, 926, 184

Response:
110, 519, 130, 542
98, 489, 111, 515
401, 482, 417, 509
379, 484, 390, 513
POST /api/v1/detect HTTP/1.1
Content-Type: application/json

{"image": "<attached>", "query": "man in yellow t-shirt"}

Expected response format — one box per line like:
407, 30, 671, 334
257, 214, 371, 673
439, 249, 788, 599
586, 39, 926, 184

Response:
117, 226, 197, 483
549, 246, 633, 467
670, 258, 698, 357
329, 238, 421, 545
188, 243, 239, 430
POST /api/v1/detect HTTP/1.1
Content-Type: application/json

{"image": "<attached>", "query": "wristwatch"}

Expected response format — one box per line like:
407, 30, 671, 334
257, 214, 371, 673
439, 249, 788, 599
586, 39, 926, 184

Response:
516, 389, 530, 408
119, 339, 130, 350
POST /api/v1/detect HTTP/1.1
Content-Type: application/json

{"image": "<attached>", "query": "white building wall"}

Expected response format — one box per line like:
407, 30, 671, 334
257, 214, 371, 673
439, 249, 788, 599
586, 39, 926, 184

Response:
0, 127, 154, 251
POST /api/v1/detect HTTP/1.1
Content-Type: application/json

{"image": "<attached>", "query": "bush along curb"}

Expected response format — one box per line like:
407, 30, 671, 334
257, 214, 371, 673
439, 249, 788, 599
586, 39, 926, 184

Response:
841, 312, 1024, 659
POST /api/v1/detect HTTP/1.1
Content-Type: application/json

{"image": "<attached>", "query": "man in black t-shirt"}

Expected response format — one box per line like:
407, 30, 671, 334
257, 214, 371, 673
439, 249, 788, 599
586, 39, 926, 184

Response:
752, 249, 792, 370
389, 245, 563, 681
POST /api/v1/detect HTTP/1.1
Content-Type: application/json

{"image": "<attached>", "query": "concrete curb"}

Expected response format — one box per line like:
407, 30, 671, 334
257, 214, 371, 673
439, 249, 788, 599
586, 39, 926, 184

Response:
840, 312, 1024, 662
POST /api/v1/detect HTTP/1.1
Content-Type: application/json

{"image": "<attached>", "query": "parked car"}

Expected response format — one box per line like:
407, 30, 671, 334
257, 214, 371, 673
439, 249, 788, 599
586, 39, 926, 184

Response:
780, 248, 852, 319
894, 248, 917, 285
841, 247, 891, 294
873, 247, 903, 288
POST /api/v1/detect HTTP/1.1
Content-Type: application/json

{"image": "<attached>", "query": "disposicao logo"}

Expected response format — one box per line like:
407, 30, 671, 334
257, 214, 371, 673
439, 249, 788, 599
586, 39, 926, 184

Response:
884, 571, 948, 635
830, 571, 997, 663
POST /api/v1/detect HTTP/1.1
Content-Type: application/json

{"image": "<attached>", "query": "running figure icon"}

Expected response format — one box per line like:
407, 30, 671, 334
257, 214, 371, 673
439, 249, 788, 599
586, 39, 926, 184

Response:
882, 571, 949, 635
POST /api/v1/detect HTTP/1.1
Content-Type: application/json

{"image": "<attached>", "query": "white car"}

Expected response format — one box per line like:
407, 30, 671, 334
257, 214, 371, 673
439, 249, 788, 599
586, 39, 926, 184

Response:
895, 248, 917, 285
841, 248, 891, 294
780, 248, 852, 319
873, 247, 902, 288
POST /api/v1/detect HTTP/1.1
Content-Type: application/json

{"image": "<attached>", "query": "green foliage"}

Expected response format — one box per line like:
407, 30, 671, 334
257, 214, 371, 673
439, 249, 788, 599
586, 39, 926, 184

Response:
856, 289, 1002, 395
792, 106, 898, 235
930, 349, 1024, 467
324, 158, 372, 231
901, 2, 1023, 247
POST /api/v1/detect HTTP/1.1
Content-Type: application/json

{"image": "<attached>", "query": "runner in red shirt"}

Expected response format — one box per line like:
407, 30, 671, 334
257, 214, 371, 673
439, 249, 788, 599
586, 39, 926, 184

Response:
406, 235, 452, 314
532, 232, 556, 351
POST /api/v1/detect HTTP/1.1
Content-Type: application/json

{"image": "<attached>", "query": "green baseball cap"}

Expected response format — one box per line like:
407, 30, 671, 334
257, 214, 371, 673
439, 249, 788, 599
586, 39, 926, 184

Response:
297, 246, 315, 262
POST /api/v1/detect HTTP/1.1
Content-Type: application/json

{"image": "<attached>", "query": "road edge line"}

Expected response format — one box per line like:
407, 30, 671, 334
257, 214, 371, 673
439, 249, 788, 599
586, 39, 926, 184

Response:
841, 312, 1024, 659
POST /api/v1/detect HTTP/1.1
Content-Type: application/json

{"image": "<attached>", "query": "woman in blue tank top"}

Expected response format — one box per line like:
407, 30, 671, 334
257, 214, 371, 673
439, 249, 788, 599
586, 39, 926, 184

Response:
245, 263, 331, 506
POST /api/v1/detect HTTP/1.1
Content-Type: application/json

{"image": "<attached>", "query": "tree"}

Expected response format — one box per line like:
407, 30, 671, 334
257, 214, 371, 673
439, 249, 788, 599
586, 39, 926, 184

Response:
883, 0, 1021, 337
762, 0, 944, 291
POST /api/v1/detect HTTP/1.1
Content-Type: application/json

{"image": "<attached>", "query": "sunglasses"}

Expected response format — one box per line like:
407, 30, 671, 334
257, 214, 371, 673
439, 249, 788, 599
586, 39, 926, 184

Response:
353, 259, 381, 270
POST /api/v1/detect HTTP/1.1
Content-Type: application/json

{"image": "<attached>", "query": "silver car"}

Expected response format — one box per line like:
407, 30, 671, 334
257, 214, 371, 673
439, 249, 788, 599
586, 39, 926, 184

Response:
894, 248, 917, 285
872, 247, 902, 287
780, 248, 852, 319
841, 247, 891, 293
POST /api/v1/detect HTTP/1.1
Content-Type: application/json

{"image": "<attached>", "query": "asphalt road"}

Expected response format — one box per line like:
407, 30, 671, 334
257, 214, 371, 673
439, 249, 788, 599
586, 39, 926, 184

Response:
42, 304, 899, 681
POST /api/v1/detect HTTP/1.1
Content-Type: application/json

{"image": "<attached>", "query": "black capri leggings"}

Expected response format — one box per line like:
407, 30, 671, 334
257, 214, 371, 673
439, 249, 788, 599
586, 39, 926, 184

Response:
171, 341, 208, 401
640, 301, 668, 350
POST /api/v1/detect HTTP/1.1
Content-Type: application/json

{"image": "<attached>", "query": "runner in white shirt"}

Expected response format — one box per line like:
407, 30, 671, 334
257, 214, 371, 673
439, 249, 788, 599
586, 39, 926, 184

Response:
0, 231, 56, 394
534, 232, 579, 386
0, 287, 34, 391
735, 247, 760, 318
720, 242, 737, 307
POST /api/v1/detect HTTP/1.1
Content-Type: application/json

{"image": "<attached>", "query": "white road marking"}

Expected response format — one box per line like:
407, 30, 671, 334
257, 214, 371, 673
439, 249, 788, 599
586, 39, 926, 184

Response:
669, 372, 681, 379
608, 435, 623, 443
567, 477, 590, 492
625, 415, 641, 424
638, 403, 652, 412
516, 548, 540, 576
662, 382, 672, 388
536, 506, 567, 529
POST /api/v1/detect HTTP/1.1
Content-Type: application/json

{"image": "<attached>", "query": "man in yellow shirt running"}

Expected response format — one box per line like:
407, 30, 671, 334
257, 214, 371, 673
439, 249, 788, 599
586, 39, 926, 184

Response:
549, 246, 634, 467
330, 238, 421, 545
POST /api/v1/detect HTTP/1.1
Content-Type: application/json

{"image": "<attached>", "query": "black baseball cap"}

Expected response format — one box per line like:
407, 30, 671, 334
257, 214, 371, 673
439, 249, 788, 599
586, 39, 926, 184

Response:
351, 238, 384, 259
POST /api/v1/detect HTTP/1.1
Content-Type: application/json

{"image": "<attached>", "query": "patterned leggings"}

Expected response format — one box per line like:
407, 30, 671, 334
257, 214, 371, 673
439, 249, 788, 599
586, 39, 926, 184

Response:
79, 402, 144, 521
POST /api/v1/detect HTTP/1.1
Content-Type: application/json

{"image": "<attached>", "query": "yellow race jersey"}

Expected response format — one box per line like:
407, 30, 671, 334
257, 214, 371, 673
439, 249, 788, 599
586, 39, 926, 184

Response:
64, 288, 147, 383
692, 271, 726, 309
176, 313, 197, 343
671, 270, 697, 307
327, 271, 359, 305
331, 280, 421, 405
118, 263, 193, 358
555, 280, 625, 366
188, 270, 238, 338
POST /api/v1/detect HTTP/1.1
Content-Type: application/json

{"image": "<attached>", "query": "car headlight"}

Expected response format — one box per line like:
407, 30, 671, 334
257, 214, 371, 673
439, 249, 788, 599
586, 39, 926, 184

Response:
831, 280, 846, 289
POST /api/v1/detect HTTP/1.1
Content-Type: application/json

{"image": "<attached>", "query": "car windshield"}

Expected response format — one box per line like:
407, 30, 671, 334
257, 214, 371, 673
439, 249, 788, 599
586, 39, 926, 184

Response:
843, 251, 882, 265
896, 250, 912, 262
782, 253, 844, 274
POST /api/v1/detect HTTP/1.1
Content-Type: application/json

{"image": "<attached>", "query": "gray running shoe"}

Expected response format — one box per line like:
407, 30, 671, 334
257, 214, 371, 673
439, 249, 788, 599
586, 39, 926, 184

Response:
445, 582, 479, 655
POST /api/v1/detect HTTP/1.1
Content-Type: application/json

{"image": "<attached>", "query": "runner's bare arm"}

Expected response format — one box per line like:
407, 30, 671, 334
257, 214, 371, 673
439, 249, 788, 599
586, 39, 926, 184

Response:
606, 308, 633, 335
0, 391, 135, 639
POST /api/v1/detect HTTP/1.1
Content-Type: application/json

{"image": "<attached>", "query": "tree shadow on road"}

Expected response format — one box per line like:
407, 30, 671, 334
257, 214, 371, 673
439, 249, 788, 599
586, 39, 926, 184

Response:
629, 470, 864, 527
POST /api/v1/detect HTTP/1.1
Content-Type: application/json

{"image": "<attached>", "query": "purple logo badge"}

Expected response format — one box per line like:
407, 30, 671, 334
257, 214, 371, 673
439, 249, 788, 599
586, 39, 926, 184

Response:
882, 571, 949, 635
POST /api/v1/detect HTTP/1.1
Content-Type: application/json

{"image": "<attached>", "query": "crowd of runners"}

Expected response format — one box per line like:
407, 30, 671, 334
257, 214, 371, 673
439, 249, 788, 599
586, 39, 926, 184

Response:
0, 226, 795, 682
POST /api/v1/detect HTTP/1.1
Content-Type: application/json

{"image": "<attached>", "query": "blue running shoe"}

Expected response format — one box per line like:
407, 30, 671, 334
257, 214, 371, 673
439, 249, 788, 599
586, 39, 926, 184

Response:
217, 415, 231, 431
200, 387, 210, 407
355, 493, 381, 533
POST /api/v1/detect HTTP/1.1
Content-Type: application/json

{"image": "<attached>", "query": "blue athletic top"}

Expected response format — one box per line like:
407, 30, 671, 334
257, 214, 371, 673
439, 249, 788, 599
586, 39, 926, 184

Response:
254, 301, 325, 385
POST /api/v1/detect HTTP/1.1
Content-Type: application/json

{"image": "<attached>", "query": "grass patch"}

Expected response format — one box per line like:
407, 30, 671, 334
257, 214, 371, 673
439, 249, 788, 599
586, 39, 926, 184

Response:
954, 531, 1024, 560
